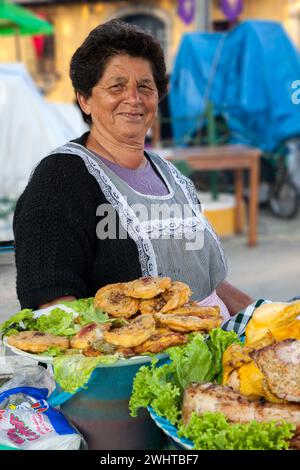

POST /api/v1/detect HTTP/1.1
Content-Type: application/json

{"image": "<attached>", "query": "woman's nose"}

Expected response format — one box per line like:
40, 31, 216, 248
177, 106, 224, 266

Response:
124, 85, 142, 104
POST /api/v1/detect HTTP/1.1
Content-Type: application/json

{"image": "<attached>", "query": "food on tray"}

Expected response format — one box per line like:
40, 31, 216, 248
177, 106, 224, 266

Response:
251, 339, 300, 403
70, 322, 110, 349
94, 283, 139, 318
104, 314, 156, 348
154, 312, 222, 333
134, 330, 187, 354
223, 300, 300, 401
139, 281, 191, 314
245, 301, 300, 344
168, 302, 220, 317
1, 276, 222, 362
124, 276, 172, 299
130, 300, 300, 450
182, 382, 300, 428
7, 331, 69, 353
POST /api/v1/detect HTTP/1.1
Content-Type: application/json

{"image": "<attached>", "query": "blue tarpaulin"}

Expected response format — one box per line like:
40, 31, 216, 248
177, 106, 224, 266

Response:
169, 21, 300, 151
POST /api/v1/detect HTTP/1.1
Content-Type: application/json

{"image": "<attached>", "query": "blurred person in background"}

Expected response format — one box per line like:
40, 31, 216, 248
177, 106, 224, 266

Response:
13, 19, 253, 321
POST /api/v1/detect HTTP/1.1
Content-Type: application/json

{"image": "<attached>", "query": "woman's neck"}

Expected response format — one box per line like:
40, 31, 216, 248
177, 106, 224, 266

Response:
86, 131, 147, 169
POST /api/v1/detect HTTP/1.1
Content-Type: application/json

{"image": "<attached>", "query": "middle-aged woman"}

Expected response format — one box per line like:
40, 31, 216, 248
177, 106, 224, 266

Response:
13, 19, 253, 321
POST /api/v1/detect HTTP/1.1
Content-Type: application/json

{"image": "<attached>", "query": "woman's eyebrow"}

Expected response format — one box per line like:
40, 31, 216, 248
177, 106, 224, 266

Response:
138, 78, 155, 85
108, 76, 127, 82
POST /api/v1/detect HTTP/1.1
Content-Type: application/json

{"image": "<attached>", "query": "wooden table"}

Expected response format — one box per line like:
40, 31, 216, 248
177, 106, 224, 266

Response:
158, 145, 261, 247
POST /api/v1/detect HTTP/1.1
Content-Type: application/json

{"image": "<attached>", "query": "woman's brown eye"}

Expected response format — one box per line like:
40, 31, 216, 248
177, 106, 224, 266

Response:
110, 84, 123, 91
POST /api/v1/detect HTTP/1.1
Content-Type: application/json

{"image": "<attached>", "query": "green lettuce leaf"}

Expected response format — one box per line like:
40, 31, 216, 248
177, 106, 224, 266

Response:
36, 308, 78, 336
0, 309, 36, 337
40, 347, 65, 357
129, 360, 181, 425
53, 354, 119, 394
206, 328, 242, 383
130, 329, 239, 421
61, 298, 109, 325
167, 333, 212, 389
178, 412, 295, 450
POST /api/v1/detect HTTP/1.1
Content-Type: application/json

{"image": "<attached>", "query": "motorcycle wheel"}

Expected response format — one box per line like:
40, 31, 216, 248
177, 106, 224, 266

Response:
269, 179, 299, 219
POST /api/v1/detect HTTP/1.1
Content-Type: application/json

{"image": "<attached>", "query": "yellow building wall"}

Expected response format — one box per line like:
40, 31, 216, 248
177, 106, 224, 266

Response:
0, 0, 195, 103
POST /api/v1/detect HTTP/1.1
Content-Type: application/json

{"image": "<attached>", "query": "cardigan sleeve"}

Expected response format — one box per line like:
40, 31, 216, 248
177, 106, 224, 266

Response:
13, 153, 100, 309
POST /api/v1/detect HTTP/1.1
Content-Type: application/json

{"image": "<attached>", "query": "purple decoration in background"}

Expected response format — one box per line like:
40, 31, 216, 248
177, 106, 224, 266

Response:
177, 0, 196, 25
220, 0, 243, 22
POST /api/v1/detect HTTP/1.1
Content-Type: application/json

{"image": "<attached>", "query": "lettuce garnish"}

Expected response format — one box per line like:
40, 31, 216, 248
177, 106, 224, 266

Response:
0, 309, 36, 336
53, 354, 119, 394
178, 412, 295, 450
61, 298, 109, 325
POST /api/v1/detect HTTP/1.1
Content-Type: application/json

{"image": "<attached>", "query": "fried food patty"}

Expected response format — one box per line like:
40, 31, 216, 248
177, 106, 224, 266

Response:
154, 312, 222, 333
134, 330, 187, 354
124, 277, 171, 299
7, 331, 69, 353
94, 283, 139, 318
104, 314, 156, 348
139, 281, 192, 315
168, 302, 220, 318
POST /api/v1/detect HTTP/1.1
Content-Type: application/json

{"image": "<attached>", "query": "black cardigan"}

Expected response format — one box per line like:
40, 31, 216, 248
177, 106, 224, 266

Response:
14, 134, 144, 309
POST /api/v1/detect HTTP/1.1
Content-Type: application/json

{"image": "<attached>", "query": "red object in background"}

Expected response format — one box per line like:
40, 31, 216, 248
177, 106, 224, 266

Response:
32, 36, 45, 58
32, 11, 47, 59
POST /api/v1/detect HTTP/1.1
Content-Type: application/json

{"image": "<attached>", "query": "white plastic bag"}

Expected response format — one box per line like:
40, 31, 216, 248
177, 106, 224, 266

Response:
0, 364, 86, 450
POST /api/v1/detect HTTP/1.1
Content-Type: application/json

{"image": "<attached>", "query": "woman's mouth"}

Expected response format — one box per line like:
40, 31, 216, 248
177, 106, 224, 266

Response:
118, 112, 144, 122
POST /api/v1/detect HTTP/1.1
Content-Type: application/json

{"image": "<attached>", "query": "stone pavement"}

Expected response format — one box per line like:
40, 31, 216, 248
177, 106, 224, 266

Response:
0, 207, 299, 323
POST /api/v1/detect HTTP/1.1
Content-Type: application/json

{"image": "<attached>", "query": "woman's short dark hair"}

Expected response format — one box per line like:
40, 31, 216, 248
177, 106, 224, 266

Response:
70, 19, 168, 125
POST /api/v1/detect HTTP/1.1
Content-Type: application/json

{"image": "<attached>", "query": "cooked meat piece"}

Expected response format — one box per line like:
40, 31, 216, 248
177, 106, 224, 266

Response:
251, 339, 300, 403
154, 313, 221, 333
289, 433, 300, 450
104, 314, 156, 348
182, 383, 300, 431
70, 322, 109, 349
133, 331, 187, 354
7, 331, 69, 353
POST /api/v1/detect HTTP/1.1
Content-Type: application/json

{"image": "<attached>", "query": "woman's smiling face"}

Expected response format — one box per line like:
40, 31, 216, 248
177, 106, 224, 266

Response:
83, 54, 159, 144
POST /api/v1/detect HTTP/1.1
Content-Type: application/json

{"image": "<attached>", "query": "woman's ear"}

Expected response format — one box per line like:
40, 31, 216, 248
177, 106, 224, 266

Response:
77, 91, 91, 116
